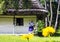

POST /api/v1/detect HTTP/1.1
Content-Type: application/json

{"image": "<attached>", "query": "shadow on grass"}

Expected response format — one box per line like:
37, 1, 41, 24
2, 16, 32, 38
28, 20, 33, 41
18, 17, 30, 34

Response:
53, 33, 60, 37
36, 32, 43, 37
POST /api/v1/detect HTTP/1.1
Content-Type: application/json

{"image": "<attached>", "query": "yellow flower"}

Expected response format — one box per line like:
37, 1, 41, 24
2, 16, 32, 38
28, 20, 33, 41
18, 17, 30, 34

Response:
49, 27, 55, 33
42, 28, 49, 37
28, 33, 34, 39
42, 26, 55, 37
20, 33, 34, 40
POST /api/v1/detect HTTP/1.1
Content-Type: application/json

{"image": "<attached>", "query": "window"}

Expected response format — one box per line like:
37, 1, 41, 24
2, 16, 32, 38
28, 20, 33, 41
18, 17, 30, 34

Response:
16, 18, 23, 26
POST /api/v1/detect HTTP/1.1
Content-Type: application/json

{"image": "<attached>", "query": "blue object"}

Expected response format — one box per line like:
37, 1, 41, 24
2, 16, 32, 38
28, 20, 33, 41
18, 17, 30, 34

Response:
29, 26, 34, 31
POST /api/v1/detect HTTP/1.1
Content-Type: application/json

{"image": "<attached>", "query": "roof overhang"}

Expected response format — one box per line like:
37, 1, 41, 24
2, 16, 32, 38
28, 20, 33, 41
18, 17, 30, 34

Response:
7, 9, 48, 12
6, 9, 48, 15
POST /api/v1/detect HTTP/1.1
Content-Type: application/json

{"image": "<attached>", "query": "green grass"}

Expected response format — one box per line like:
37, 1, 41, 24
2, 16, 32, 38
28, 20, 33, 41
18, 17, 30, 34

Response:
0, 35, 60, 42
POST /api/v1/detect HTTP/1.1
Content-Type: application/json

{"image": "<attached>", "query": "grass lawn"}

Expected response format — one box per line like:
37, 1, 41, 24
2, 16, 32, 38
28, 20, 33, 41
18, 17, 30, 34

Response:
0, 35, 60, 42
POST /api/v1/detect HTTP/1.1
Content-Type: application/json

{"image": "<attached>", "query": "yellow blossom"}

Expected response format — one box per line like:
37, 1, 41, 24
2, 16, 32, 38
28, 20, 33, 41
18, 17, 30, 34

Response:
42, 28, 49, 37
48, 27, 55, 33
20, 33, 34, 40
42, 26, 55, 37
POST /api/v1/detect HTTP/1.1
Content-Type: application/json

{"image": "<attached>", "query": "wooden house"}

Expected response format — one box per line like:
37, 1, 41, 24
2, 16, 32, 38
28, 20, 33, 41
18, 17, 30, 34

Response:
0, 0, 48, 34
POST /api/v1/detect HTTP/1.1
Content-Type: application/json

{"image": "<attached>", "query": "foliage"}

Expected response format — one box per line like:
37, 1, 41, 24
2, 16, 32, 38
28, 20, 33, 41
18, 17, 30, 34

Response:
40, 0, 45, 5
0, 0, 19, 14
37, 20, 44, 32
0, 0, 5, 14
22, 0, 32, 9
5, 0, 32, 9
13, 0, 19, 9
5, 0, 19, 9
5, 0, 13, 9
42, 26, 55, 37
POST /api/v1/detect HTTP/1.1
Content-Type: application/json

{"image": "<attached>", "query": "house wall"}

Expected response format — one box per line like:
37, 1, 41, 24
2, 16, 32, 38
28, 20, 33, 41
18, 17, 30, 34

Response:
0, 17, 14, 34
0, 15, 36, 34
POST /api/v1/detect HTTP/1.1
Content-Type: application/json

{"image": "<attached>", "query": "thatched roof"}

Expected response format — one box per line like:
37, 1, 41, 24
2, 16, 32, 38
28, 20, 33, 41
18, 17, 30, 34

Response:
5, 0, 48, 15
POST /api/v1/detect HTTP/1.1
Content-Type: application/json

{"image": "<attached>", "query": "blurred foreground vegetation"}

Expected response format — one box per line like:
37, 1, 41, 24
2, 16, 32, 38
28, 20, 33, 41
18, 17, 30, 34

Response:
0, 35, 60, 42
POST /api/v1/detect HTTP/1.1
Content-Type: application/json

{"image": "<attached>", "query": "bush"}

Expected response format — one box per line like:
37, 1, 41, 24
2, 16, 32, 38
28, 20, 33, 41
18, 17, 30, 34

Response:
37, 20, 44, 32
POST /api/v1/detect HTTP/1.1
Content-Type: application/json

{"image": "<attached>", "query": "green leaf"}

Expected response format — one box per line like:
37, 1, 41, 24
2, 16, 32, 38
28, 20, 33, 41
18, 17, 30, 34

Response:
0, 1, 5, 14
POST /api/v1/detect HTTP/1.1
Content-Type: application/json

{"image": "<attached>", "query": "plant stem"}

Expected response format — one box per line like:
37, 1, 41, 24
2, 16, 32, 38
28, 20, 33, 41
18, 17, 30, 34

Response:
48, 34, 52, 42
27, 38, 29, 42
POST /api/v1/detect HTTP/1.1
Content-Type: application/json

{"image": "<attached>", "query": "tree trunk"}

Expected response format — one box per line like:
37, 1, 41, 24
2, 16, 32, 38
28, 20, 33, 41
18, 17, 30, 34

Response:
45, 17, 48, 27
54, 1, 59, 29
49, 0, 53, 26
44, 0, 48, 27
45, 0, 47, 9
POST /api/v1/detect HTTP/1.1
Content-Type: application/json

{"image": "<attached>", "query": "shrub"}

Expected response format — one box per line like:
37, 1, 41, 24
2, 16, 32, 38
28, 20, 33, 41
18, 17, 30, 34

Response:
37, 20, 44, 32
